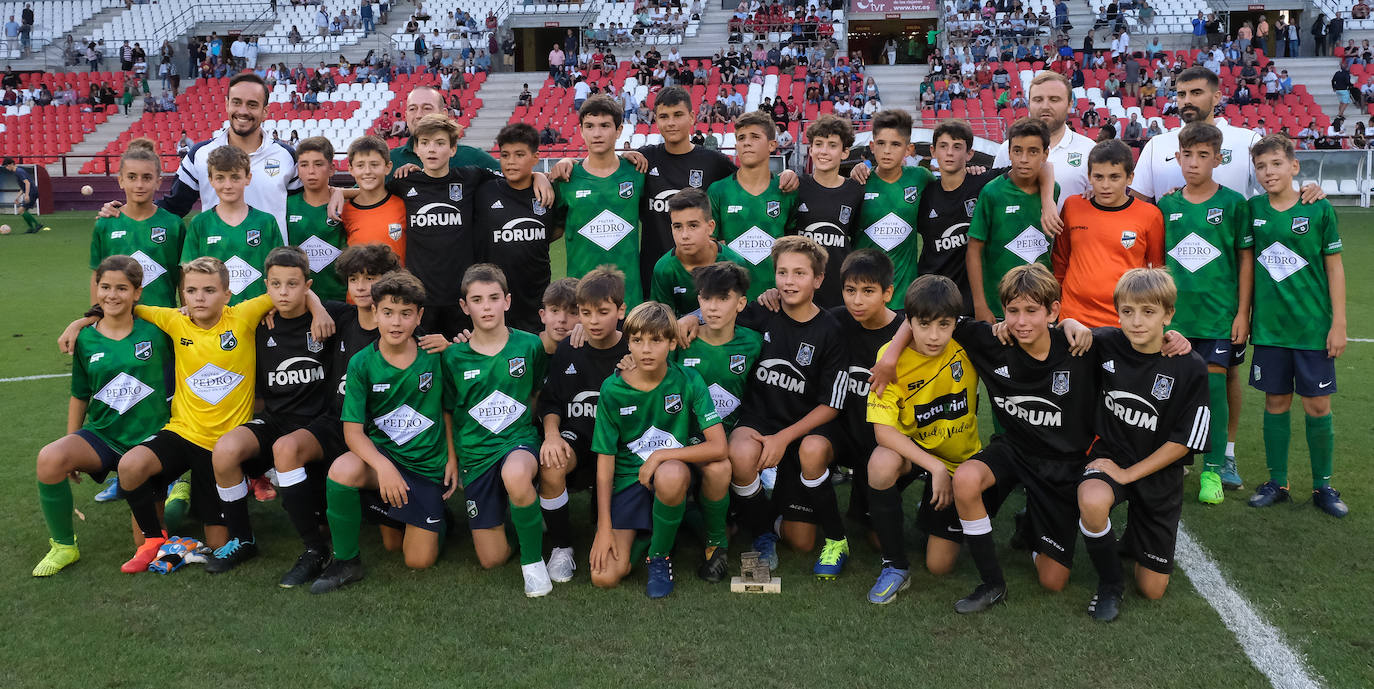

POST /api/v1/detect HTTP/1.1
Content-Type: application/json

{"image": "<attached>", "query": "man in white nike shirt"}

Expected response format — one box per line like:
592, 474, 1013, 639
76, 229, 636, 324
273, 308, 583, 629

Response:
993, 71, 1096, 208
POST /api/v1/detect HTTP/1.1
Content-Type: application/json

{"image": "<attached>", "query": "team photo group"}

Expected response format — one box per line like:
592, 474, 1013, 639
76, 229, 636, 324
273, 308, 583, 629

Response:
34, 63, 1345, 624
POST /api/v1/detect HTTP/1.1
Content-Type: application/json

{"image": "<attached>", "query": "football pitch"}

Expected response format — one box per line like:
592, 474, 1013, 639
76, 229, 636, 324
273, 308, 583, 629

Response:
2, 211, 1371, 688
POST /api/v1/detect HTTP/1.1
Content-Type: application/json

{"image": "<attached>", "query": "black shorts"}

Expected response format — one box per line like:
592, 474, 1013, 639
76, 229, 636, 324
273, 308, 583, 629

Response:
821, 419, 876, 477
974, 439, 1085, 567
610, 482, 653, 531
1250, 345, 1337, 397
1189, 338, 1245, 369
772, 436, 832, 524
241, 412, 313, 473
360, 456, 447, 533
554, 427, 598, 492
1080, 461, 1184, 574
74, 429, 123, 484
914, 473, 965, 543
462, 445, 536, 530
302, 413, 348, 462
138, 429, 221, 525
420, 302, 472, 341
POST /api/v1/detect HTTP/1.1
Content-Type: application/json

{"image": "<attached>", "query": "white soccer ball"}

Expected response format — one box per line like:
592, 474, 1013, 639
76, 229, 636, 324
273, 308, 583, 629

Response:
0, 224, 11, 234
81, 185, 94, 196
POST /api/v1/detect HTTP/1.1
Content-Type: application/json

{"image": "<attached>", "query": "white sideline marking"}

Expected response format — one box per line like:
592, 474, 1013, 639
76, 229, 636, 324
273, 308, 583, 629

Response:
0, 373, 70, 383
1176, 524, 1324, 689
1350, 338, 1374, 343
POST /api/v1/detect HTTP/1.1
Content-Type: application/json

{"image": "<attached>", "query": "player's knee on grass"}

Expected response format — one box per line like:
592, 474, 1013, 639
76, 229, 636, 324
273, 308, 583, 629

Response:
867, 446, 905, 490
501, 450, 539, 504
473, 527, 513, 569
798, 435, 834, 479
35, 437, 83, 483
728, 428, 762, 481
698, 458, 732, 498
653, 459, 690, 502
1135, 566, 1170, 600
380, 524, 404, 551
925, 536, 961, 576
1264, 393, 1293, 414
403, 528, 440, 569
1301, 394, 1331, 417
1076, 479, 1114, 529
1036, 556, 1071, 592
780, 520, 817, 552
116, 446, 162, 487
327, 452, 369, 488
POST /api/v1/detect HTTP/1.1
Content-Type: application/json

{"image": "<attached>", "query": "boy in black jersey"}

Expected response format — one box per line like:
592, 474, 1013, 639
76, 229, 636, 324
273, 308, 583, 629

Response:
537, 268, 629, 583
789, 115, 865, 309
474, 123, 559, 333
538, 277, 580, 355
824, 249, 901, 525
1079, 269, 1209, 622
724, 236, 850, 575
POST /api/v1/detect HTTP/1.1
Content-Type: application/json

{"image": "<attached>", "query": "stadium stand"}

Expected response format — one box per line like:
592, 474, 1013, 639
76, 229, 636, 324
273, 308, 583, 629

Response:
0, 0, 122, 57
257, 0, 376, 55
1, 71, 117, 164
582, 1, 702, 45
87, 1, 272, 47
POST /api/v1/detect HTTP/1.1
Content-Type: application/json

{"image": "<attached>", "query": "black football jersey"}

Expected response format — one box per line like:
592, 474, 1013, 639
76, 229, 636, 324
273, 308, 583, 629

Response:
327, 301, 380, 414
916, 168, 1006, 316
738, 304, 850, 435
536, 336, 632, 443
829, 305, 903, 446
387, 166, 500, 305
790, 175, 866, 309
954, 320, 1098, 461
637, 143, 737, 297
1091, 328, 1210, 467
473, 177, 552, 333
255, 311, 330, 420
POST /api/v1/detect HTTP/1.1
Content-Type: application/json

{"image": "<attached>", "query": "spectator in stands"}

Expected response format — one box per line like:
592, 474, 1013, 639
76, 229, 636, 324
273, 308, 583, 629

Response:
141, 91, 157, 113
1333, 61, 1355, 116
1354, 121, 1369, 148
1233, 81, 1253, 106
34, 84, 50, 106
1, 16, 15, 56
1082, 108, 1101, 129
1298, 119, 1319, 149
121, 81, 136, 114
1356, 0, 1372, 20
1146, 119, 1163, 140
549, 43, 565, 78
1279, 69, 1293, 94
388, 115, 406, 138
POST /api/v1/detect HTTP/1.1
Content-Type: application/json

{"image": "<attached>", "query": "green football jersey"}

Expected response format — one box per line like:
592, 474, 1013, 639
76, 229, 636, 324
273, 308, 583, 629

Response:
181, 206, 284, 304
649, 242, 749, 316
674, 326, 763, 430
442, 329, 546, 483
341, 343, 449, 481
707, 173, 799, 299
553, 158, 645, 305
855, 166, 935, 307
1248, 196, 1342, 351
967, 174, 1060, 318
90, 210, 187, 308
1158, 186, 1253, 339
286, 193, 347, 302
591, 363, 722, 493
71, 318, 173, 455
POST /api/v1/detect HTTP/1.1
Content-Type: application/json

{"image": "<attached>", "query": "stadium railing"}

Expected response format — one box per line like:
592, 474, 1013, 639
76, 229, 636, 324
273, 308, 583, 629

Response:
1293, 149, 1372, 207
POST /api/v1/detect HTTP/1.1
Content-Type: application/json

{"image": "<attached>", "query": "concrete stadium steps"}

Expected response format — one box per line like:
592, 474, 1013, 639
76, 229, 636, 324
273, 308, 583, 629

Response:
49, 107, 148, 177
1274, 57, 1348, 125
461, 71, 544, 153
863, 64, 929, 115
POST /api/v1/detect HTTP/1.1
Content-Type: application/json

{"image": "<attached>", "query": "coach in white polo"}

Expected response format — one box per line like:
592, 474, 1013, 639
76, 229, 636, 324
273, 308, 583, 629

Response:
993, 70, 1096, 205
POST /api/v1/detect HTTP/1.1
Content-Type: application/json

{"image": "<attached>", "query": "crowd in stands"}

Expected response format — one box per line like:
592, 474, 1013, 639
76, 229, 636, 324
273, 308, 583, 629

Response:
584, 0, 699, 44
728, 0, 841, 45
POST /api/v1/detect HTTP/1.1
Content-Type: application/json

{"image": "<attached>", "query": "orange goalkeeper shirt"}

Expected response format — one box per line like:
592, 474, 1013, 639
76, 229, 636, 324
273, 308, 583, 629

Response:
1053, 195, 1165, 327
341, 192, 407, 264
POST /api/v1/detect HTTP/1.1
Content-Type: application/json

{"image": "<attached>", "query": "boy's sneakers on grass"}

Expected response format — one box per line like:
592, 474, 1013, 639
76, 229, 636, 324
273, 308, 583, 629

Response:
250, 475, 277, 502
646, 556, 675, 599
523, 561, 553, 598
954, 583, 1007, 614
32, 538, 80, 577
698, 545, 728, 583
1247, 481, 1291, 508
1219, 455, 1243, 490
1312, 486, 1349, 518
310, 556, 365, 594
752, 532, 779, 571
94, 477, 121, 502
1198, 470, 1224, 505
546, 547, 576, 583
279, 548, 330, 588
1087, 587, 1123, 622
813, 538, 849, 580
205, 538, 259, 574
120, 535, 167, 573
867, 566, 911, 604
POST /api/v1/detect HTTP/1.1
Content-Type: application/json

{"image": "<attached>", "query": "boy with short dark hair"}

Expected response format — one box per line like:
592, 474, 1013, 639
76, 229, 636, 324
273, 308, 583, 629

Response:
1245, 134, 1348, 518
288, 136, 347, 301
538, 277, 580, 354
790, 114, 865, 308
474, 123, 560, 333
708, 111, 798, 299
589, 301, 729, 598
1078, 268, 1210, 622
650, 188, 747, 316
865, 274, 982, 604
182, 146, 285, 304
1053, 139, 1165, 327
853, 109, 933, 308
1156, 121, 1253, 502
536, 267, 629, 584
340, 135, 406, 263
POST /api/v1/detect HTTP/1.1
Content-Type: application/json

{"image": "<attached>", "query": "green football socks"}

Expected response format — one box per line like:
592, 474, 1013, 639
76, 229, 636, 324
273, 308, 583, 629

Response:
325, 479, 362, 561
21, 210, 38, 230
702, 495, 729, 550
1306, 413, 1334, 490
37, 480, 75, 546
649, 496, 686, 559
1203, 372, 1229, 473
510, 500, 544, 566
1263, 410, 1291, 488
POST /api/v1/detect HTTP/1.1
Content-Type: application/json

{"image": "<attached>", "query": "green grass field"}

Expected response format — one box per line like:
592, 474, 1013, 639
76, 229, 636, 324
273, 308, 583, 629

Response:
2, 211, 1372, 688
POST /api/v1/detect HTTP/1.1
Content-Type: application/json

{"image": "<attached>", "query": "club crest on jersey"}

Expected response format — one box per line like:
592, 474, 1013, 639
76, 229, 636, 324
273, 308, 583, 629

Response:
326, 216, 341, 228
151, 227, 167, 244
264, 158, 281, 177
839, 204, 852, 224
533, 200, 547, 216
1220, 149, 1233, 165
904, 186, 919, 203
1051, 370, 1070, 395
509, 357, 527, 378
1067, 152, 1083, 167
1120, 230, 1137, 249
619, 181, 635, 198
134, 340, 153, 361
220, 332, 238, 351
951, 360, 964, 382
1206, 208, 1223, 225
665, 394, 682, 413
1291, 217, 1310, 235
306, 333, 324, 353
796, 342, 815, 366
449, 183, 463, 201
388, 223, 403, 241
1151, 374, 1175, 400
246, 230, 261, 247
689, 169, 704, 188
418, 372, 433, 392
729, 353, 747, 375
965, 198, 977, 217
767, 200, 781, 218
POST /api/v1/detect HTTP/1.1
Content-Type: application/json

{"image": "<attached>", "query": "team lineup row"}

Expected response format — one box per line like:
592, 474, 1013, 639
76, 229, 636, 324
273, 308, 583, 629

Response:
35, 68, 1344, 621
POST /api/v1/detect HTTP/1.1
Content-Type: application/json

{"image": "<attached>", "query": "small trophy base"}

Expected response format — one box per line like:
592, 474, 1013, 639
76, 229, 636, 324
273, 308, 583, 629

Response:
730, 576, 781, 594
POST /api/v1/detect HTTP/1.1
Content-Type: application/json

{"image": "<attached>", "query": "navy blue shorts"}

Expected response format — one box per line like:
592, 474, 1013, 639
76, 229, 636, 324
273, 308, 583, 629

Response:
1189, 338, 1246, 369
361, 456, 447, 533
610, 482, 653, 532
462, 444, 536, 530
74, 429, 122, 484
1249, 345, 1337, 396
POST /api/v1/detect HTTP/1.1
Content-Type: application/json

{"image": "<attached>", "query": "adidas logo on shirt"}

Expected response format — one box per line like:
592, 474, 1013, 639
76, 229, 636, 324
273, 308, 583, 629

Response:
929, 209, 938, 218
266, 337, 277, 347
491, 200, 504, 209
406, 188, 418, 197
565, 364, 577, 374
995, 366, 1010, 377
649, 166, 660, 176
1102, 360, 1115, 373
799, 203, 809, 212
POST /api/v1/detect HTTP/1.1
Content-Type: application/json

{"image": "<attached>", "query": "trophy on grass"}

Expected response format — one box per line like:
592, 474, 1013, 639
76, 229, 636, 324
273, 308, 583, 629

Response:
730, 550, 780, 593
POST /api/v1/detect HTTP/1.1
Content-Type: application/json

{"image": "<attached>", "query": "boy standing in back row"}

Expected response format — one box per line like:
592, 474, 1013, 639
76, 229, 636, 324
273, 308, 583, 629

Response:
709, 111, 798, 300
287, 137, 347, 302
790, 114, 865, 309
182, 146, 285, 304
853, 109, 933, 308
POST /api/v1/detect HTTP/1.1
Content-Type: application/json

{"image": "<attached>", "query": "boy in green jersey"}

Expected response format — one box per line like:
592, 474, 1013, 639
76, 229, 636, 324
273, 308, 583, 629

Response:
182, 145, 285, 304
444, 264, 552, 598
1156, 122, 1254, 504
852, 109, 934, 308
90, 138, 185, 308
313, 271, 457, 594
707, 111, 798, 299
1244, 135, 1348, 518
33, 256, 174, 576
967, 117, 1060, 322
286, 137, 347, 301
674, 261, 761, 581
552, 95, 646, 302
650, 188, 748, 316
589, 302, 729, 598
